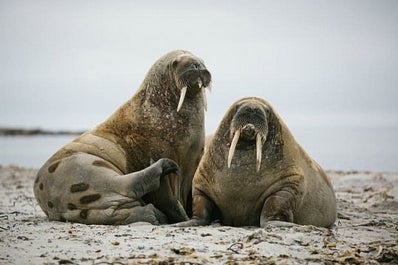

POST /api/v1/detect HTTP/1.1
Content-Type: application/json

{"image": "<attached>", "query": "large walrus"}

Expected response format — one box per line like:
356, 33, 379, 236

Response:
33, 50, 211, 225
177, 97, 337, 228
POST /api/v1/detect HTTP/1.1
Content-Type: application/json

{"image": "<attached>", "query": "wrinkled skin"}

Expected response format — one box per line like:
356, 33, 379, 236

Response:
177, 97, 337, 228
34, 50, 211, 225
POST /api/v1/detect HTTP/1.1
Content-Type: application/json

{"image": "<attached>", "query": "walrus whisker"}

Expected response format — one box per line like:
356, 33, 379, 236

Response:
228, 129, 240, 169
196, 78, 208, 111
256, 133, 263, 172
177, 86, 187, 112
206, 82, 212, 92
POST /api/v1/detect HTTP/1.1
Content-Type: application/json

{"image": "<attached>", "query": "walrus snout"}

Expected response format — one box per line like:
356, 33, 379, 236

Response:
241, 124, 256, 140
228, 104, 269, 172
181, 67, 211, 89
175, 60, 212, 112
231, 104, 268, 140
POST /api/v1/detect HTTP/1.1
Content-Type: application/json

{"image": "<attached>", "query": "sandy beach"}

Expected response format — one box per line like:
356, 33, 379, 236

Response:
0, 165, 397, 264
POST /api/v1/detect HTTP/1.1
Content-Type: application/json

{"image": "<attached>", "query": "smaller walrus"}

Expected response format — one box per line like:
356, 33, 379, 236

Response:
177, 97, 337, 228
33, 50, 211, 225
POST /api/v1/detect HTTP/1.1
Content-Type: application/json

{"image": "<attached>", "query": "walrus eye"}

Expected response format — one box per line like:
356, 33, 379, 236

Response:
172, 59, 179, 69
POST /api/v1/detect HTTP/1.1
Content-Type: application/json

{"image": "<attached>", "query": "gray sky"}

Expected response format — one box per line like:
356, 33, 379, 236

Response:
1, 0, 397, 132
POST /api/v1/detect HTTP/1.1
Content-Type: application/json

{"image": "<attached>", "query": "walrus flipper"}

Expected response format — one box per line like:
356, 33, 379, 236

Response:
123, 158, 179, 199
119, 158, 188, 224
174, 192, 215, 227
61, 203, 169, 225
163, 198, 189, 223
260, 186, 297, 227
34, 155, 182, 225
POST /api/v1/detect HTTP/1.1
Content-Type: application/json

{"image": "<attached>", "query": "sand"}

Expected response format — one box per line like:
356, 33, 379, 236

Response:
0, 165, 397, 264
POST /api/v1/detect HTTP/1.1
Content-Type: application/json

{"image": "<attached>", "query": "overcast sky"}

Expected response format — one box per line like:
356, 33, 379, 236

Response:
1, 0, 397, 132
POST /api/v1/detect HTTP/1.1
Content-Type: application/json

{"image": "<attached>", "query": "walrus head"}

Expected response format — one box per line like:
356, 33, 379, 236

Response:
228, 101, 269, 172
171, 53, 212, 112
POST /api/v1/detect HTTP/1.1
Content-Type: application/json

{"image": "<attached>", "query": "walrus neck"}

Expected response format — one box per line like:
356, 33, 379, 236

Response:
95, 77, 204, 168
137, 73, 204, 119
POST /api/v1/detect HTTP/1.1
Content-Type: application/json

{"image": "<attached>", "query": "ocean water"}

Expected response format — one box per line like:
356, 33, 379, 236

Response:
291, 125, 398, 172
0, 135, 76, 169
0, 125, 397, 172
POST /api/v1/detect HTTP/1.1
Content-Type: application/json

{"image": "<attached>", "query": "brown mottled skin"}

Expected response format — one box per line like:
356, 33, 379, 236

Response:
33, 50, 211, 225
177, 97, 337, 228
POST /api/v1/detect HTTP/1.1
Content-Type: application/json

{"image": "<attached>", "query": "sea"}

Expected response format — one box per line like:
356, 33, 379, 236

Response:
0, 125, 397, 172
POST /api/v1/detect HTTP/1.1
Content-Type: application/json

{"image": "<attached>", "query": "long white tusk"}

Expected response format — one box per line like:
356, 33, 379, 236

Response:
202, 88, 207, 111
198, 78, 203, 88
177, 86, 187, 112
228, 130, 240, 169
256, 133, 264, 172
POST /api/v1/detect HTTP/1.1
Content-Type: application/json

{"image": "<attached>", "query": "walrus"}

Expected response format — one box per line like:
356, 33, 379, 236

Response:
33, 50, 211, 225
177, 97, 337, 228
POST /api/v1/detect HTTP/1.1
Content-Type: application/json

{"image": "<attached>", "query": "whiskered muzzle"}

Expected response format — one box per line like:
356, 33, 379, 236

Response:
176, 79, 211, 112
176, 67, 211, 112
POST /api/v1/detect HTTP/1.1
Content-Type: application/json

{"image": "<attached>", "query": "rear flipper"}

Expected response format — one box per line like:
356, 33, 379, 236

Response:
128, 158, 189, 223
117, 158, 180, 199
36, 155, 185, 225
120, 158, 188, 223
62, 202, 168, 225
162, 198, 189, 223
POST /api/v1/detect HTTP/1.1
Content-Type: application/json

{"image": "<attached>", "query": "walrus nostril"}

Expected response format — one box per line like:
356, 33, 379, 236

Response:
241, 124, 256, 139
242, 124, 255, 132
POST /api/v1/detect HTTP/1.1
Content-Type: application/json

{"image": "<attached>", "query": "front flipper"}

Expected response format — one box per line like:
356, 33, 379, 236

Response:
260, 187, 299, 228
162, 198, 189, 223
174, 193, 215, 227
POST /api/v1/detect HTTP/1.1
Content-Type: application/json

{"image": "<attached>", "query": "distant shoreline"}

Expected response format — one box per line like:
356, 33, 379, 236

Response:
0, 127, 85, 136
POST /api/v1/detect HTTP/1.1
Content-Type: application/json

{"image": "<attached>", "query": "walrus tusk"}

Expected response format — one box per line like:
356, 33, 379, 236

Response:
256, 133, 263, 172
177, 86, 187, 112
196, 78, 208, 111
228, 129, 240, 169
203, 84, 211, 112
202, 88, 208, 111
